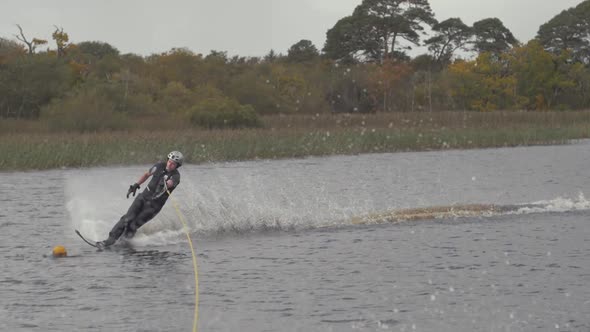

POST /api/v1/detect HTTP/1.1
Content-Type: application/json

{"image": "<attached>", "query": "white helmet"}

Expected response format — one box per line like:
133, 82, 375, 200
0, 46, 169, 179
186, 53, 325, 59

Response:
167, 151, 184, 166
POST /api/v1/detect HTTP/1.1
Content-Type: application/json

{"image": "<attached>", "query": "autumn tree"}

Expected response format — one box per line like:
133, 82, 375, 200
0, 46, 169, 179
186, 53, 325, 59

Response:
508, 41, 577, 110
148, 48, 202, 89
367, 59, 413, 111
52, 26, 69, 58
447, 53, 517, 111
0, 38, 26, 63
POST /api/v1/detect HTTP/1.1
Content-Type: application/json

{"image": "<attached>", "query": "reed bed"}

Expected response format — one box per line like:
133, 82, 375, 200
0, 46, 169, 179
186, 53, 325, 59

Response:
261, 110, 590, 130
2, 111, 590, 171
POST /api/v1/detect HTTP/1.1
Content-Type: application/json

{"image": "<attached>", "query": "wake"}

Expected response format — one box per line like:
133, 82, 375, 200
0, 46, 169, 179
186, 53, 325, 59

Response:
65, 167, 590, 245
350, 193, 590, 226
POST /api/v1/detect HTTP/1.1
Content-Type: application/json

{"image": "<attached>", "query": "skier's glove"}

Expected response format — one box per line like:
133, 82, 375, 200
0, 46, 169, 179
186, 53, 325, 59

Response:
127, 183, 140, 198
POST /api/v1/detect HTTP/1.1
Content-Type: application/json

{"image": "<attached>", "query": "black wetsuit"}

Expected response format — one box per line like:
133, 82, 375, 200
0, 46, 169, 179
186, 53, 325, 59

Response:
103, 162, 180, 246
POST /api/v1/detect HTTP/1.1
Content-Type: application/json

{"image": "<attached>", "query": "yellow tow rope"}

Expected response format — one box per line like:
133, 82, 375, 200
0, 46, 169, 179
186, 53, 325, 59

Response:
167, 189, 199, 332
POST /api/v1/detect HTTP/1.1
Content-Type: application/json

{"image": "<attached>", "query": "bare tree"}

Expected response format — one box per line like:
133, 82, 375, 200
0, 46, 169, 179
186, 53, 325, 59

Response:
14, 24, 47, 55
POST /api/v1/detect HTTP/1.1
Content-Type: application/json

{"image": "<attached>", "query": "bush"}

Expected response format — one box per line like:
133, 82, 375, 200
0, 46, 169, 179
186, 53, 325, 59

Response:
41, 89, 129, 132
0, 54, 72, 118
189, 97, 262, 129
156, 81, 198, 114
225, 71, 283, 114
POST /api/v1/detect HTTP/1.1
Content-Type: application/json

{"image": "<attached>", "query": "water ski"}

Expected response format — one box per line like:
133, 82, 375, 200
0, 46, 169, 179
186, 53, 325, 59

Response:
75, 230, 103, 250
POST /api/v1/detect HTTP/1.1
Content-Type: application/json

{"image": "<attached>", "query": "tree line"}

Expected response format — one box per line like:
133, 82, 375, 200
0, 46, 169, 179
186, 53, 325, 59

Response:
1, 0, 589, 131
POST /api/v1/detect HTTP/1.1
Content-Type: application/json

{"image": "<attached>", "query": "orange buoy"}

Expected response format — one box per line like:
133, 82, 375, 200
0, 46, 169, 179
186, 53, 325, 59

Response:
52, 245, 67, 257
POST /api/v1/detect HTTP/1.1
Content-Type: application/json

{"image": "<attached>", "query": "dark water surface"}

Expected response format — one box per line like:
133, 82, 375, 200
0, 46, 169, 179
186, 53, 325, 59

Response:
1, 143, 589, 331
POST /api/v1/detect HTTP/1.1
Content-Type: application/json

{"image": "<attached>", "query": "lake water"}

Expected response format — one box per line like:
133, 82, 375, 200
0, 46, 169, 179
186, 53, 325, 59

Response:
1, 142, 589, 331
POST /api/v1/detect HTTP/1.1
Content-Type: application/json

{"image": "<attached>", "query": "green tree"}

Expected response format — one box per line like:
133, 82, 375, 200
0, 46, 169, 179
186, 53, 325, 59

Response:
324, 0, 436, 63
157, 81, 199, 114
472, 18, 518, 55
558, 62, 590, 108
358, 0, 436, 59
323, 15, 376, 63
537, 0, 590, 64
263, 49, 284, 63
206, 50, 228, 62
327, 64, 374, 112
287, 39, 319, 63
0, 54, 72, 118
199, 50, 233, 88
225, 70, 282, 114
424, 18, 472, 66
76, 41, 120, 59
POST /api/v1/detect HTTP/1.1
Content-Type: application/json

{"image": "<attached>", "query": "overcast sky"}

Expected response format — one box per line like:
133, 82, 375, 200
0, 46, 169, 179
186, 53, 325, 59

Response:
1, 0, 583, 57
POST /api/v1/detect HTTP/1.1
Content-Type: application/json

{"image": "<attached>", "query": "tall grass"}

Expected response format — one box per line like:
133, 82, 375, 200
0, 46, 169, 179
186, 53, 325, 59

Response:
2, 111, 590, 171
261, 110, 590, 130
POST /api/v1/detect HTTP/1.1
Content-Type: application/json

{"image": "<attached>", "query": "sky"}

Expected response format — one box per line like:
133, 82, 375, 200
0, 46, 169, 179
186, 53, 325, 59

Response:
0, 0, 584, 57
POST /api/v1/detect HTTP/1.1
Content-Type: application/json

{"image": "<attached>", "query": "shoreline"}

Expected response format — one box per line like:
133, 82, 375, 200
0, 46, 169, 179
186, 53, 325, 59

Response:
1, 125, 586, 171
